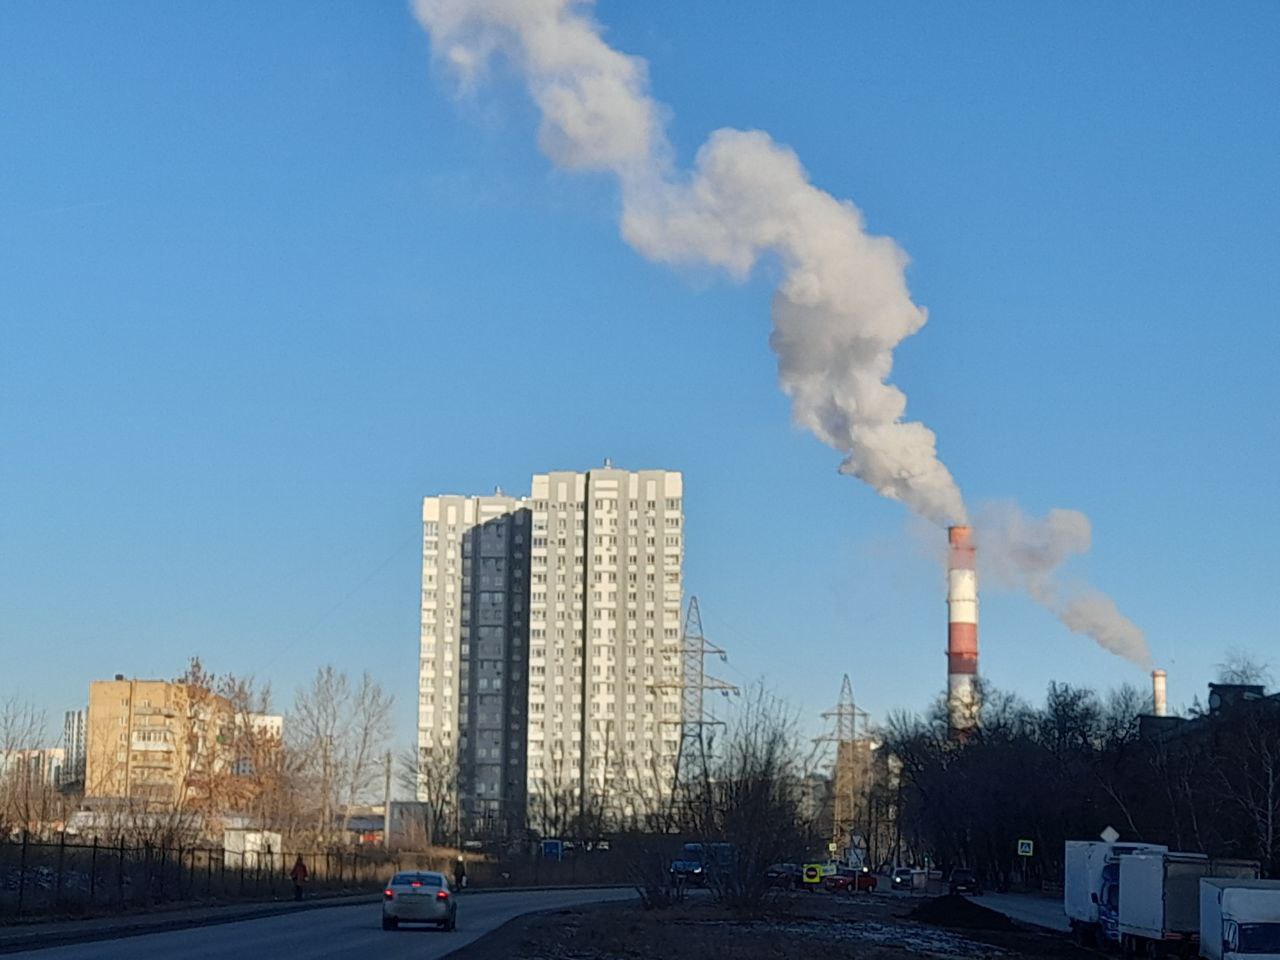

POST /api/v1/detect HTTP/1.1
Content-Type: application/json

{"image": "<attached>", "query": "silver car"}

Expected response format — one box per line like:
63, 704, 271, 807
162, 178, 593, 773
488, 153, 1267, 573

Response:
381, 871, 457, 931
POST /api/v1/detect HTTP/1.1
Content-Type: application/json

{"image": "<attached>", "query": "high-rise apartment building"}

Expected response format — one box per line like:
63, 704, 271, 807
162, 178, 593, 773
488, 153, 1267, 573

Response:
418, 495, 531, 835
61, 708, 87, 787
526, 466, 684, 830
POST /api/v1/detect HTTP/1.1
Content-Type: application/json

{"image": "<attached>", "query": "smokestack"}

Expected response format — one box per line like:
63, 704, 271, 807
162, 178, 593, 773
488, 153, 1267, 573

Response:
1152, 669, 1168, 717
947, 525, 979, 733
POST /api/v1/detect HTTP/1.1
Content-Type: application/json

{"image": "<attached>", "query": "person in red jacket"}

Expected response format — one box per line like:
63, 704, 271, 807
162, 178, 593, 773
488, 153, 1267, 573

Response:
290, 856, 309, 901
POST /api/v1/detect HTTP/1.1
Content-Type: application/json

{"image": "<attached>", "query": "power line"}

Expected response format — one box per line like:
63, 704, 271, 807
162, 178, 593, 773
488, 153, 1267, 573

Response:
258, 530, 421, 676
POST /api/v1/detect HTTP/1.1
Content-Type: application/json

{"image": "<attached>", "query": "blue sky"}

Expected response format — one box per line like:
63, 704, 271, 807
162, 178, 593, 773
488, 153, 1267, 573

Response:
2, 2, 1277, 746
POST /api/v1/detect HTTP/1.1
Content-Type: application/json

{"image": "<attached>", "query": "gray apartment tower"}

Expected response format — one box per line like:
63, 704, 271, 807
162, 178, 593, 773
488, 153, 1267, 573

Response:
418, 495, 531, 836
419, 466, 683, 839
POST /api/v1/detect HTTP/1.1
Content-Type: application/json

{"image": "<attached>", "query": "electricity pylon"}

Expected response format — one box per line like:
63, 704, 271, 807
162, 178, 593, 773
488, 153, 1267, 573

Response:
811, 674, 869, 856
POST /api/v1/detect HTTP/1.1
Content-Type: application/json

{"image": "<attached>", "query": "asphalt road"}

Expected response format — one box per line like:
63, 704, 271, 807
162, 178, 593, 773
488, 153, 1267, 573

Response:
9, 887, 636, 960
974, 891, 1070, 932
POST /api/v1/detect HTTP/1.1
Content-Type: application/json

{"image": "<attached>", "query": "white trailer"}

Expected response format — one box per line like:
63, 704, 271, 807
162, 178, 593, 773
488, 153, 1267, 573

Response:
1119, 853, 1259, 955
1200, 879, 1280, 960
1063, 840, 1167, 945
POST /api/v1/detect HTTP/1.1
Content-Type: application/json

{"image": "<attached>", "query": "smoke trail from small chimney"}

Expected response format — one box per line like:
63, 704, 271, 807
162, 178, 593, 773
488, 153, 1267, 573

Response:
413, 0, 1147, 666
974, 502, 1151, 667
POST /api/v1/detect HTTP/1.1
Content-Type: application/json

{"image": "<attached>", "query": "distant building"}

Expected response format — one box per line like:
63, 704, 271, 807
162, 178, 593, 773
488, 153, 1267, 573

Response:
0, 747, 65, 787
386, 800, 433, 849
86, 678, 193, 807
418, 465, 686, 837
248, 714, 283, 739
419, 494, 532, 836
232, 714, 284, 776
85, 676, 278, 813
61, 709, 87, 788
525, 466, 684, 831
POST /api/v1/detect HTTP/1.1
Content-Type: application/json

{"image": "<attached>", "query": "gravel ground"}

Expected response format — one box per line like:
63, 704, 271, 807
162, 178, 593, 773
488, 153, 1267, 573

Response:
449, 891, 1097, 960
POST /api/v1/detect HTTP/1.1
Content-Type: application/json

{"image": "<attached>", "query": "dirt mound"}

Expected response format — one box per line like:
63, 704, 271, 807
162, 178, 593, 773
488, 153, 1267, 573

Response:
908, 894, 1018, 931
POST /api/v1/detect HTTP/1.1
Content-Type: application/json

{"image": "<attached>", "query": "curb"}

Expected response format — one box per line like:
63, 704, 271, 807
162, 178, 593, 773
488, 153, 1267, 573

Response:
0, 896, 378, 955
0, 885, 633, 954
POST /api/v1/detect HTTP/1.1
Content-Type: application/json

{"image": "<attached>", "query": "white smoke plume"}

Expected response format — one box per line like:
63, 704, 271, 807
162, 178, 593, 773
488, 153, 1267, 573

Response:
975, 502, 1151, 667
414, 0, 1148, 665
413, 0, 965, 526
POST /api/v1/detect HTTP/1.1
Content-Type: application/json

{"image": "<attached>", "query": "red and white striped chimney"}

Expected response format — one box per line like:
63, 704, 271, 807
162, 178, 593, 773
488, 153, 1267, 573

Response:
947, 525, 980, 733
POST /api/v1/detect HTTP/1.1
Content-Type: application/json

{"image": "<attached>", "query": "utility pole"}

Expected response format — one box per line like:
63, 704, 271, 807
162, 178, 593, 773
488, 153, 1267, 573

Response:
383, 750, 392, 850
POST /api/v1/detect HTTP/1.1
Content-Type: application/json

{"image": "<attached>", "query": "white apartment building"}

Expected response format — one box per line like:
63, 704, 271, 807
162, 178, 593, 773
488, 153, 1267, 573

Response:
418, 494, 531, 836
526, 466, 684, 831
0, 747, 65, 787
62, 708, 87, 787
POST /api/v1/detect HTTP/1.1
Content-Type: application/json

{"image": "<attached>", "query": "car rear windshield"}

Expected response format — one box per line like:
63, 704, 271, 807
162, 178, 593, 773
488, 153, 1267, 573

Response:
392, 873, 443, 886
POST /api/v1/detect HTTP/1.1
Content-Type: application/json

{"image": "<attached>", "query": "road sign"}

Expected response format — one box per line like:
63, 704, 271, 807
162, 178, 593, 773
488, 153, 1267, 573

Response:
828, 842, 838, 854
1100, 826, 1120, 844
1017, 839, 1034, 857
802, 863, 823, 884
542, 839, 563, 861
820, 863, 838, 877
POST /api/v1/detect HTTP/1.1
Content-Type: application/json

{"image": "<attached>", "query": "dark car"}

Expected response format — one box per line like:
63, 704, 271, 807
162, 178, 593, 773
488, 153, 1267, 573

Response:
948, 867, 982, 895
766, 862, 804, 888
823, 866, 878, 893
671, 842, 736, 886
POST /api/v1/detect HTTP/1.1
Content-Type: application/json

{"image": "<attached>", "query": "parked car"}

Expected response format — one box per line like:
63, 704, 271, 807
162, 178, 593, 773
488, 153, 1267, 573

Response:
766, 863, 804, 888
891, 867, 915, 891
382, 871, 457, 931
823, 867, 878, 893
948, 867, 983, 896
671, 842, 736, 886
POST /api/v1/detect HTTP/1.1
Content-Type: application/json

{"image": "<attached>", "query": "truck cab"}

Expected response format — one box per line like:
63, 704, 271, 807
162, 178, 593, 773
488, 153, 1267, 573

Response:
1201, 879, 1280, 960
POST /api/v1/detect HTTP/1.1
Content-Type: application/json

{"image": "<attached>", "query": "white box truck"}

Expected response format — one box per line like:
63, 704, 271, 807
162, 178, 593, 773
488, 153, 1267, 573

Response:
1118, 853, 1259, 954
1064, 840, 1168, 946
1200, 879, 1280, 960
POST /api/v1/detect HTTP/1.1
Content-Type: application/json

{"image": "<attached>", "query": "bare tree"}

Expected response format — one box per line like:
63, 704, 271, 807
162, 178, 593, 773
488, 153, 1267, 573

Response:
1216, 648, 1273, 688
1209, 700, 1280, 871
611, 747, 686, 908
397, 744, 459, 848
290, 666, 393, 844
0, 695, 53, 835
685, 685, 812, 911
340, 672, 394, 835
527, 747, 577, 839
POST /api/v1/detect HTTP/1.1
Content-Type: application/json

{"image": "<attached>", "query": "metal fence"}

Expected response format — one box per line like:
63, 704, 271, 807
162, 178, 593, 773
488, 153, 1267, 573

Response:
0, 833, 395, 919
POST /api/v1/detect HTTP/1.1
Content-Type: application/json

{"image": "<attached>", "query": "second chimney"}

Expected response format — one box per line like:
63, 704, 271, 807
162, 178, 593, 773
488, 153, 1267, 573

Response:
1152, 668, 1168, 717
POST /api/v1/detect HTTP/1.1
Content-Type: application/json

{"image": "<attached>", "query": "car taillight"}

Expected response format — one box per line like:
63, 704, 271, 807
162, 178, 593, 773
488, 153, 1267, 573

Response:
384, 889, 394, 899
436, 890, 449, 900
